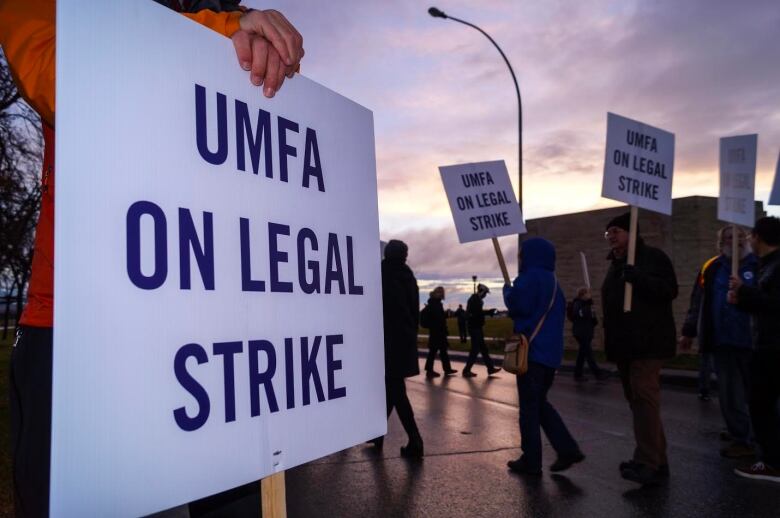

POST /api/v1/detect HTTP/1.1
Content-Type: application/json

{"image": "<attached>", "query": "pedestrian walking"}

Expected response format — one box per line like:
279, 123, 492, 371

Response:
424, 287, 458, 378
728, 217, 780, 483
602, 212, 678, 486
455, 304, 468, 343
373, 239, 424, 458
463, 284, 501, 377
680, 226, 757, 459
504, 238, 585, 475
570, 287, 609, 382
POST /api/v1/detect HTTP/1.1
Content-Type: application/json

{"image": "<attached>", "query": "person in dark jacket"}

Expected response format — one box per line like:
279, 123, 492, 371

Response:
601, 212, 678, 486
424, 287, 457, 378
571, 287, 608, 382
455, 304, 468, 343
680, 226, 757, 458
504, 238, 584, 475
729, 216, 780, 483
463, 284, 500, 377
374, 239, 424, 458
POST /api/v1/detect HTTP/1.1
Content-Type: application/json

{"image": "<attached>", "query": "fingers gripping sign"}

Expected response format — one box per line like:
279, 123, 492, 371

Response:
235, 9, 304, 98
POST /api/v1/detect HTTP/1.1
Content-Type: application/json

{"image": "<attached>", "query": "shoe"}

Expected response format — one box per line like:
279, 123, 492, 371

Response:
444, 369, 459, 376
734, 462, 780, 483
574, 375, 588, 382
621, 463, 669, 486
549, 451, 586, 472
720, 442, 755, 459
462, 371, 477, 378
620, 460, 669, 477
698, 392, 711, 402
426, 371, 441, 379
487, 367, 502, 376
400, 438, 424, 459
595, 371, 610, 381
507, 457, 542, 476
367, 436, 384, 450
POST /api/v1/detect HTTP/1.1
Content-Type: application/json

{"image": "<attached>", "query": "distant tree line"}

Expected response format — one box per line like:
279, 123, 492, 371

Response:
0, 50, 42, 338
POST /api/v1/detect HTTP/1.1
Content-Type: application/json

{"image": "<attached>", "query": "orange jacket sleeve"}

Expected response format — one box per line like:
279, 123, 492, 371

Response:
0, 2, 242, 126
0, 0, 56, 126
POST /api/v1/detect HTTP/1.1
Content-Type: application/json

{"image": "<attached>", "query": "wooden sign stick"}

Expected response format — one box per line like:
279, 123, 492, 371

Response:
261, 472, 287, 518
623, 206, 638, 312
492, 237, 512, 285
732, 224, 739, 277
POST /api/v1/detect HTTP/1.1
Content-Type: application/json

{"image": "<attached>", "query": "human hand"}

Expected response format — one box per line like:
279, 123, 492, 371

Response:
238, 9, 303, 67
727, 289, 738, 305
232, 31, 300, 97
622, 264, 639, 283
728, 275, 743, 291
678, 335, 693, 351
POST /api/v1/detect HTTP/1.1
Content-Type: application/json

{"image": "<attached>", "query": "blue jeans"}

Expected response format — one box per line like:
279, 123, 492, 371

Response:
517, 362, 580, 470
713, 348, 752, 445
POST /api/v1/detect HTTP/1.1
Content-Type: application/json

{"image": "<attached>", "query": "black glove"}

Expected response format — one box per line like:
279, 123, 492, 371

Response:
622, 264, 640, 283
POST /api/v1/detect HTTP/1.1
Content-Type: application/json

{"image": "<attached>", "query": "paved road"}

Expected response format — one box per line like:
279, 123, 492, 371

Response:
283, 358, 780, 518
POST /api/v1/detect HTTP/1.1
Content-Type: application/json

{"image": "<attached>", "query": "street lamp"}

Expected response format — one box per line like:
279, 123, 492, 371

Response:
472, 275, 477, 294
428, 6, 524, 273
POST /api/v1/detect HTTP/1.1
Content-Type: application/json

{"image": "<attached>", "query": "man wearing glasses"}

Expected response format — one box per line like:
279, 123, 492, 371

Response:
600, 212, 678, 486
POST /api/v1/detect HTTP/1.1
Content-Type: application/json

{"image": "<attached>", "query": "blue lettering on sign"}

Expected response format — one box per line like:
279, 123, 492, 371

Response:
194, 84, 325, 192
127, 201, 168, 290
178, 208, 215, 290
173, 343, 210, 432
173, 335, 349, 431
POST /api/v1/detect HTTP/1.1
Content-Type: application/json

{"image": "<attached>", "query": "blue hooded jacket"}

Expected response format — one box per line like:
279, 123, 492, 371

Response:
503, 238, 566, 369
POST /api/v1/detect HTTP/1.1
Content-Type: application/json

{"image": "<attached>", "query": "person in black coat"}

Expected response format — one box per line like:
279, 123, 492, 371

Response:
463, 284, 500, 377
423, 287, 457, 378
455, 304, 468, 343
374, 239, 423, 457
729, 216, 780, 483
601, 212, 678, 486
571, 287, 608, 381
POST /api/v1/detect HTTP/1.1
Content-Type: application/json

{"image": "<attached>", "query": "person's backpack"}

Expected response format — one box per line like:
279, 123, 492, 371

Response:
566, 300, 577, 322
420, 304, 431, 329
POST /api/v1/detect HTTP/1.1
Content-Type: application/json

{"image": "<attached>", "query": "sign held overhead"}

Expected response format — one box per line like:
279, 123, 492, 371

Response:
718, 134, 758, 226
601, 112, 675, 215
439, 160, 526, 244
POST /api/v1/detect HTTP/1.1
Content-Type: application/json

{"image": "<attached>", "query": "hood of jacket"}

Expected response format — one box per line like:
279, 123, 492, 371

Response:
521, 237, 556, 272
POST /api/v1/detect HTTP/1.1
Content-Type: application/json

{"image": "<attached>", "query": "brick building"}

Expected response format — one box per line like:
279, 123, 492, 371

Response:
524, 196, 765, 350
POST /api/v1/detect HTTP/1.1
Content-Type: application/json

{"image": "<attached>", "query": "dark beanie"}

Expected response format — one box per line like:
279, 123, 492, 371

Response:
384, 239, 408, 261
606, 212, 631, 232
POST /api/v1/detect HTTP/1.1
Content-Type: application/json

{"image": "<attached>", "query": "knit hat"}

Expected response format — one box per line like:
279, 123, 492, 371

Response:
605, 212, 631, 232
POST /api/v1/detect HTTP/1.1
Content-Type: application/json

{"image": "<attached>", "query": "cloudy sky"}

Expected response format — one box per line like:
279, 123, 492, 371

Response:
249, 0, 780, 306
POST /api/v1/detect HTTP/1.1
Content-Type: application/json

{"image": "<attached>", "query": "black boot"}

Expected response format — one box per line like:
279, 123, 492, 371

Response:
400, 435, 424, 458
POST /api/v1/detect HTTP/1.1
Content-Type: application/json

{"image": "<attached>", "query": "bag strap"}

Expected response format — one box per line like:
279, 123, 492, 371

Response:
528, 276, 558, 343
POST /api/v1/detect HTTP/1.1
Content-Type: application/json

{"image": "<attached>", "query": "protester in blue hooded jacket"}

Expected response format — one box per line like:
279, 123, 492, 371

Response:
503, 238, 585, 475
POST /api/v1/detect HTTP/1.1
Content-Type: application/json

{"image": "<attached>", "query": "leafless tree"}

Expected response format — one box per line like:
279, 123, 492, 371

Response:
0, 49, 43, 337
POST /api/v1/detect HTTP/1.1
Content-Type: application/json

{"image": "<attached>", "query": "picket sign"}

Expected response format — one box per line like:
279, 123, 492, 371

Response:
439, 160, 525, 286
601, 113, 675, 312
262, 473, 287, 518
718, 134, 758, 278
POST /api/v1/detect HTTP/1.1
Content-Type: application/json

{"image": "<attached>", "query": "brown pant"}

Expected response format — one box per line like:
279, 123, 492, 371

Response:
617, 359, 668, 469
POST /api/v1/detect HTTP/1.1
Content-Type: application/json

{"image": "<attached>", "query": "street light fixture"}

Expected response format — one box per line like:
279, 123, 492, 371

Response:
428, 6, 524, 273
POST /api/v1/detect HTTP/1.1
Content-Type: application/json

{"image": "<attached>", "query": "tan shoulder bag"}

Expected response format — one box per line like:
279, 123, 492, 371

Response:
503, 277, 558, 375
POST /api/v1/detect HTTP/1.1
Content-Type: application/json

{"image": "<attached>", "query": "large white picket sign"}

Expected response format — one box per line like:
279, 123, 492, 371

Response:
718, 134, 758, 226
439, 160, 526, 243
769, 151, 780, 206
54, 2, 385, 515
602, 113, 675, 215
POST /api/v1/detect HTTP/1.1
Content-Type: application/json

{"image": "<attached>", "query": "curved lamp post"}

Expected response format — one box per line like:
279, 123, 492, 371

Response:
428, 6, 524, 272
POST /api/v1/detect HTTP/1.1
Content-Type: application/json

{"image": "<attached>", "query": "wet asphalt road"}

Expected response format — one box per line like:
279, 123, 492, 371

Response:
283, 358, 780, 518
